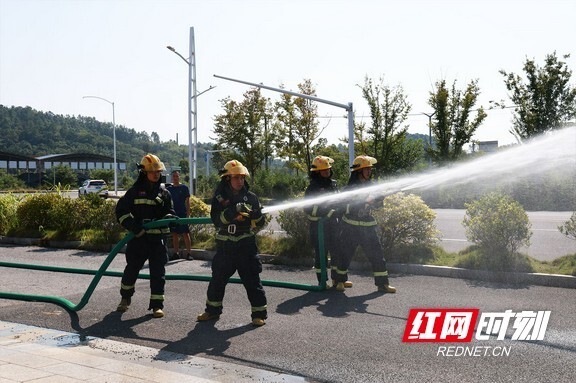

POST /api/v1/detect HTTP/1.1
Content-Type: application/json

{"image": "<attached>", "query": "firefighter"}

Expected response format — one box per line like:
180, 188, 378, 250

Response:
115, 154, 177, 318
197, 160, 268, 326
304, 155, 351, 288
334, 155, 396, 293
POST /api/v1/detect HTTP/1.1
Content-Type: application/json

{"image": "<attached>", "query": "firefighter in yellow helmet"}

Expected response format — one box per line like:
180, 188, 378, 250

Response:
197, 160, 268, 326
304, 155, 349, 287
334, 155, 396, 293
115, 154, 177, 318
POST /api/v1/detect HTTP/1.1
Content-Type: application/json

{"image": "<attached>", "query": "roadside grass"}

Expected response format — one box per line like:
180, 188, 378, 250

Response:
423, 245, 576, 276
532, 254, 576, 276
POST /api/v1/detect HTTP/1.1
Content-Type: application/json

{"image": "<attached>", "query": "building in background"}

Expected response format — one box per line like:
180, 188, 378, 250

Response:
0, 151, 126, 187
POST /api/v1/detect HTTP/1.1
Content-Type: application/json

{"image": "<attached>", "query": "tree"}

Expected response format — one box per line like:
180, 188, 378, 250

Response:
293, 80, 321, 173
498, 52, 576, 141
272, 80, 322, 176
46, 165, 78, 188
274, 92, 299, 173
89, 169, 114, 184
178, 159, 189, 181
356, 76, 422, 175
212, 88, 270, 180
428, 79, 487, 162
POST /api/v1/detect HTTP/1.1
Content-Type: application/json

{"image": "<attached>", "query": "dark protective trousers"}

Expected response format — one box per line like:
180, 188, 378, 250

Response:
309, 218, 340, 283
335, 224, 390, 287
205, 238, 267, 320
120, 236, 168, 309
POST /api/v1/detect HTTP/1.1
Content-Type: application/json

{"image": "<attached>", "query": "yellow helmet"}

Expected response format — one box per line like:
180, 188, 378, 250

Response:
140, 154, 166, 172
219, 160, 250, 178
351, 155, 377, 171
310, 155, 334, 172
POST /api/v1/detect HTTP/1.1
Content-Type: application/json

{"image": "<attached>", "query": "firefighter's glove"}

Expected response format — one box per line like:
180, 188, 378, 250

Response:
249, 208, 263, 220
235, 202, 252, 217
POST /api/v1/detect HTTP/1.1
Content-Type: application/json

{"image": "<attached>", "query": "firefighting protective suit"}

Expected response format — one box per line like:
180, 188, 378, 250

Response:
203, 179, 268, 320
115, 173, 176, 310
335, 174, 391, 288
304, 172, 341, 284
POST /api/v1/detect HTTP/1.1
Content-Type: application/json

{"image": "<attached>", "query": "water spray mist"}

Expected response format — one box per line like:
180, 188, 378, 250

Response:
262, 127, 576, 214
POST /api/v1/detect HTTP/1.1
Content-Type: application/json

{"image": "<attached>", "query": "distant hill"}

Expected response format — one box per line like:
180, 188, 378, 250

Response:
0, 104, 204, 171
0, 104, 432, 173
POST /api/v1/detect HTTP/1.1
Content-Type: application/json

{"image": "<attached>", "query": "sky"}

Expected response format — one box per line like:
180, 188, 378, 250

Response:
1, 0, 575, 150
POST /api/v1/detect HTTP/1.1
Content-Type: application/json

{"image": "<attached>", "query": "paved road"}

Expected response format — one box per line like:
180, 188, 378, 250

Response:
435, 209, 575, 261
1, 245, 575, 383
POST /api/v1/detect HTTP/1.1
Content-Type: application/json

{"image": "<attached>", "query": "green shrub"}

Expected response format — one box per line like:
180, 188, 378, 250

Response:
49, 196, 92, 236
189, 195, 214, 242
276, 207, 313, 260
372, 192, 440, 253
88, 199, 124, 244
278, 208, 310, 245
455, 247, 533, 273
252, 170, 308, 201
0, 193, 20, 235
16, 193, 62, 233
0, 170, 26, 190
463, 192, 532, 270
558, 211, 576, 240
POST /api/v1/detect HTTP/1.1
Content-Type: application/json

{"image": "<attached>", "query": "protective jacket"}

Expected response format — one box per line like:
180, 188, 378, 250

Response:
304, 175, 339, 220
116, 180, 175, 237
341, 178, 384, 227
203, 180, 268, 320
336, 175, 390, 287
115, 176, 175, 310
211, 180, 265, 240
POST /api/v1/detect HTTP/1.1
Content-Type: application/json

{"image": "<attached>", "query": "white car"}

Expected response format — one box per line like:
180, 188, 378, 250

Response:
78, 179, 108, 197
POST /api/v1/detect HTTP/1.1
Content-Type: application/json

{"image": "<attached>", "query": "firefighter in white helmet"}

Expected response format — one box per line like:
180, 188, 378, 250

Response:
304, 155, 351, 288
334, 155, 396, 293
115, 154, 178, 318
197, 160, 268, 327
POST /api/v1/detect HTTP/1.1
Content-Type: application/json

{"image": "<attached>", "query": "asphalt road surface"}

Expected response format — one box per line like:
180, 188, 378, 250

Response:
1, 245, 575, 383
434, 209, 575, 261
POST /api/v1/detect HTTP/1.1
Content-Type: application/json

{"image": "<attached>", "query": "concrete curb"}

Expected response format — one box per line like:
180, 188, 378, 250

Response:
189, 249, 576, 290
1, 237, 574, 289
385, 263, 576, 289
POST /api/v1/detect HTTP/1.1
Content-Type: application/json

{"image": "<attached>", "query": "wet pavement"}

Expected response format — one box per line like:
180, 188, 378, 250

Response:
0, 320, 306, 382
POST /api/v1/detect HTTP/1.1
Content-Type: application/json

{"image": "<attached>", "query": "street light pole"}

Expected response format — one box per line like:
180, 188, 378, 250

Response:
167, 27, 215, 195
213, 74, 356, 170
83, 95, 117, 195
